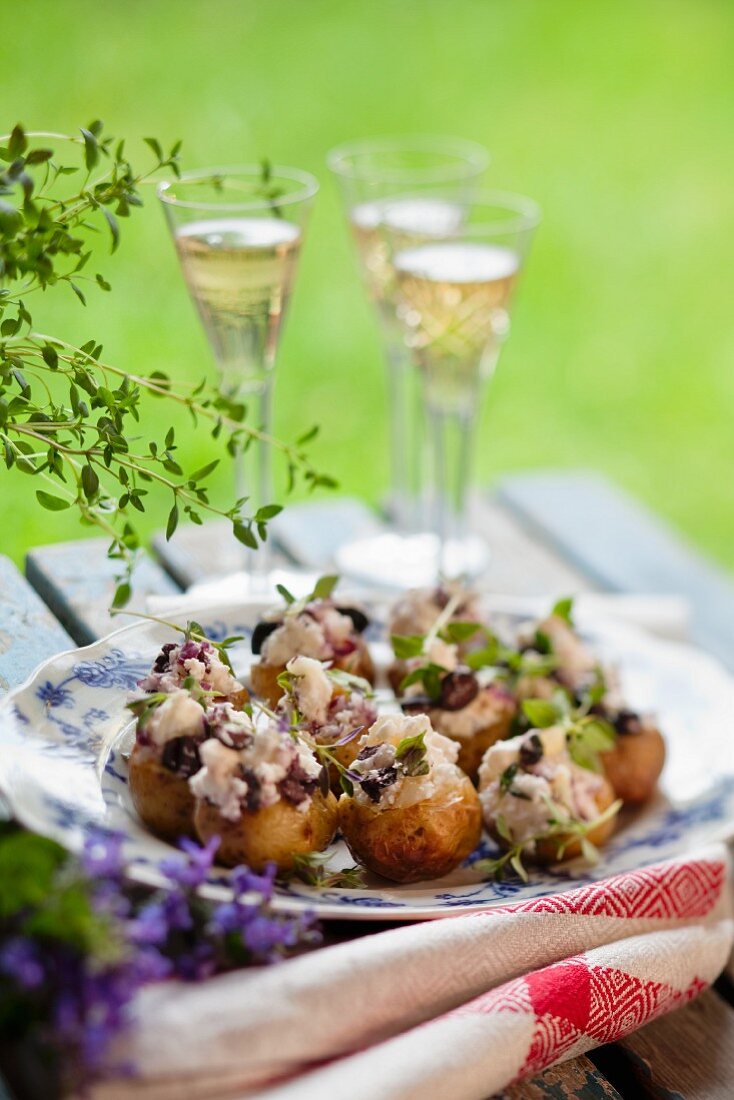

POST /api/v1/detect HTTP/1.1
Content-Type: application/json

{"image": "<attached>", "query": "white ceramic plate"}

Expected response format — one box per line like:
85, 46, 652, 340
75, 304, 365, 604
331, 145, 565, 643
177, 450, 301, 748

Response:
1, 596, 733, 920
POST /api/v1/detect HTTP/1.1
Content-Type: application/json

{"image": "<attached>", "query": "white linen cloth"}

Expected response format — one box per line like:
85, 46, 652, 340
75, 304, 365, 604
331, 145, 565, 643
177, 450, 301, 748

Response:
95, 847, 732, 1100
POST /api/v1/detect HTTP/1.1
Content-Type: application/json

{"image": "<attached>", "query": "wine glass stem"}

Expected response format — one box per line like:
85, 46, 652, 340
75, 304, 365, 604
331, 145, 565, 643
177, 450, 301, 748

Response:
233, 379, 273, 583
425, 397, 476, 575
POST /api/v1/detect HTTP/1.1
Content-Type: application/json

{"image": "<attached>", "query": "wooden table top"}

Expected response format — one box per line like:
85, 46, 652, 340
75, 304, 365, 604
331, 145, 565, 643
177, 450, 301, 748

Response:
1, 468, 733, 1100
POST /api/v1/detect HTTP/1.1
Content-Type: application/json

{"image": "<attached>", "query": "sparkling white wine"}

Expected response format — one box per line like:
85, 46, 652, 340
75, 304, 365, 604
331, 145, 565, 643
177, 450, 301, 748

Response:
394, 241, 518, 408
175, 217, 301, 393
350, 197, 464, 303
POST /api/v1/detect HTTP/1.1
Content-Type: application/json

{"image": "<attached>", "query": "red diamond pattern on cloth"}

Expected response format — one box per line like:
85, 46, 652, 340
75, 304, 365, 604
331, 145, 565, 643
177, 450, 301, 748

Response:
479, 857, 724, 920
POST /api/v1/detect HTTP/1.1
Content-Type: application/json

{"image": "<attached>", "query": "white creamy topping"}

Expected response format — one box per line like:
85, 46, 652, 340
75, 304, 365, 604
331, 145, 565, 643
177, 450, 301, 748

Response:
427, 686, 514, 741
262, 615, 329, 665
389, 584, 480, 639
478, 727, 605, 850
189, 724, 322, 820
139, 641, 243, 699
535, 615, 597, 685
479, 726, 567, 783
190, 739, 248, 821
141, 690, 205, 748
286, 656, 333, 725
352, 714, 461, 809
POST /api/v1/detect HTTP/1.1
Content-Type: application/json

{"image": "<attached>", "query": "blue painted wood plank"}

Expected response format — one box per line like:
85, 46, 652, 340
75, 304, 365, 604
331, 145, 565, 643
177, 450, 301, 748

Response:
26, 539, 181, 646
0, 555, 73, 697
498, 470, 734, 669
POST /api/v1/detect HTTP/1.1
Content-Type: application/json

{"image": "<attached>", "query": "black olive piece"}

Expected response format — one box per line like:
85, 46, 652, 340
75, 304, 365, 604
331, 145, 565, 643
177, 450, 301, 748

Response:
360, 766, 398, 803
439, 669, 479, 711
519, 732, 544, 768
401, 695, 434, 714
614, 709, 643, 736
161, 736, 201, 778
337, 606, 370, 633
251, 620, 280, 655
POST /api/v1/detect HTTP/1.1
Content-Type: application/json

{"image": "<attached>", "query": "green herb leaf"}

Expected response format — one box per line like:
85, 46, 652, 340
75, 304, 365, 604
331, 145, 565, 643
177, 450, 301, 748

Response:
521, 699, 560, 728
36, 490, 70, 511
391, 633, 425, 660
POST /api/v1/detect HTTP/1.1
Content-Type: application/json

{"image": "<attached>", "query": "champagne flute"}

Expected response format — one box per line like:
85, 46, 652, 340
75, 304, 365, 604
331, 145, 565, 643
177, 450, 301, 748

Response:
328, 136, 489, 530
387, 190, 540, 578
158, 166, 318, 585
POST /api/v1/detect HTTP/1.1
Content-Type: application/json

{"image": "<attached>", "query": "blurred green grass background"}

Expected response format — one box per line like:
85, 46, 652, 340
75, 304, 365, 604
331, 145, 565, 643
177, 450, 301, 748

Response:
3, 0, 734, 567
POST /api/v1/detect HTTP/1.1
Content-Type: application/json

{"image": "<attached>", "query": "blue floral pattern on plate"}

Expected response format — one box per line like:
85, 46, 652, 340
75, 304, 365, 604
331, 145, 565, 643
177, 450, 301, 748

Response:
1, 595, 733, 920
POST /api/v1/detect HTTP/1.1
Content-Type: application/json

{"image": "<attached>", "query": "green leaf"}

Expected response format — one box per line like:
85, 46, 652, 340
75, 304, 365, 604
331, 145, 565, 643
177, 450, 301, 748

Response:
256, 503, 283, 520
70, 281, 87, 306
311, 574, 339, 601
36, 490, 70, 511
80, 127, 99, 171
95, 273, 111, 291
521, 699, 560, 728
233, 521, 258, 549
8, 124, 27, 158
102, 208, 119, 252
189, 459, 219, 482
551, 596, 574, 624
276, 583, 296, 605
144, 137, 164, 161
391, 633, 425, 659
440, 620, 482, 644
166, 502, 179, 540
494, 813, 512, 842
296, 425, 319, 446
41, 344, 59, 368
81, 464, 99, 500
509, 852, 529, 882
112, 581, 131, 608
0, 832, 66, 918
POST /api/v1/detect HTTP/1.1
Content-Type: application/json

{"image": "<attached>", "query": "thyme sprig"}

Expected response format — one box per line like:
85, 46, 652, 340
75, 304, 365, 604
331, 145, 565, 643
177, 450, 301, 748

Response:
475, 797, 622, 883
287, 852, 366, 890
0, 122, 333, 607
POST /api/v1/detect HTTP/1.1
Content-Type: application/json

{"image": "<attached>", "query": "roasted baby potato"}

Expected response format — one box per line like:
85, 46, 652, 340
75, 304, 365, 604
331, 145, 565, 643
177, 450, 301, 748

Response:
128, 745, 198, 842
487, 775, 617, 865
194, 789, 339, 872
339, 775, 482, 884
601, 723, 665, 804
251, 644, 375, 708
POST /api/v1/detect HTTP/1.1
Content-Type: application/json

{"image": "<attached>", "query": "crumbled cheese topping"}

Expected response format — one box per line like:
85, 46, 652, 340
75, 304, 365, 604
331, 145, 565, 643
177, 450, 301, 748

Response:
138, 689, 206, 748
189, 723, 322, 820
261, 602, 357, 667
138, 639, 243, 699
351, 714, 462, 809
478, 727, 605, 850
425, 685, 515, 740
286, 656, 333, 725
389, 584, 481, 638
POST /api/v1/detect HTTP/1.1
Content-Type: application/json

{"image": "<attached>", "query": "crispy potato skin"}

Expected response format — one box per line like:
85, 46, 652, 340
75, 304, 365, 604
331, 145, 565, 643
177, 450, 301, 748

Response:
194, 790, 338, 872
601, 727, 666, 805
488, 776, 617, 865
128, 745, 197, 842
251, 642, 375, 708
424, 706, 515, 782
339, 775, 482, 883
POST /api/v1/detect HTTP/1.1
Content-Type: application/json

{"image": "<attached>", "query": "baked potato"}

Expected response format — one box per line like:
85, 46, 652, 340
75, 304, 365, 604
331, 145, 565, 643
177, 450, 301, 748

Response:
195, 789, 338, 872
600, 719, 665, 804
337, 713, 482, 883
251, 644, 374, 708
128, 745, 199, 842
479, 726, 619, 867
339, 775, 482, 883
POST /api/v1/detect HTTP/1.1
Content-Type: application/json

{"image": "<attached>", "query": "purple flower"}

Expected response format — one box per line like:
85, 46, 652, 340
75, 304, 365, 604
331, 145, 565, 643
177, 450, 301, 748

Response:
0, 938, 45, 990
230, 861, 277, 902
159, 835, 220, 889
81, 831, 126, 879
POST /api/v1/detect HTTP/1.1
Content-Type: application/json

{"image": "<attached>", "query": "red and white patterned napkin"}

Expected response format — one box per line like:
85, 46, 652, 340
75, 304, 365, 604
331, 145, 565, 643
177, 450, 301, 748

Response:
97, 844, 732, 1100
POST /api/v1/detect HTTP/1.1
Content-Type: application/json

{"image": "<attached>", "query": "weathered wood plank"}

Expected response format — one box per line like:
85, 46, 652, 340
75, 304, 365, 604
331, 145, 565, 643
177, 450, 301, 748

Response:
498, 471, 734, 669
0, 555, 73, 696
607, 988, 734, 1099
499, 1055, 623, 1098
25, 539, 180, 646
152, 495, 592, 596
